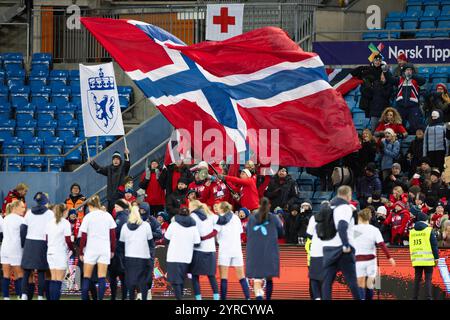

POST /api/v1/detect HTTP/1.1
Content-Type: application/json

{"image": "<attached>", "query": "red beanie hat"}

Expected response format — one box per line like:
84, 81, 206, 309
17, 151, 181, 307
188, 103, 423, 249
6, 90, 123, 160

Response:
436, 83, 448, 93
397, 52, 407, 61
394, 201, 406, 210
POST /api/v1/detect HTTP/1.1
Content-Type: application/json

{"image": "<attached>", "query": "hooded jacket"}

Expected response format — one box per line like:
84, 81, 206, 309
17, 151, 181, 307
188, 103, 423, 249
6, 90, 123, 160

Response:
380, 139, 400, 170
90, 157, 131, 201
174, 214, 197, 228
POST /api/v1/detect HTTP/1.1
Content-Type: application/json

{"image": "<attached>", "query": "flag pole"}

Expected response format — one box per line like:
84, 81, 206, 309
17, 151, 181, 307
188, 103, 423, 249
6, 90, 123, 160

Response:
85, 139, 91, 162
123, 135, 129, 161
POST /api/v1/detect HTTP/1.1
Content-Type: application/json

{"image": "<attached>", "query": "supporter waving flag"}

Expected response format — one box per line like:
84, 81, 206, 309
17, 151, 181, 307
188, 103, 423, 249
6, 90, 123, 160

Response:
326, 68, 363, 96
81, 18, 360, 167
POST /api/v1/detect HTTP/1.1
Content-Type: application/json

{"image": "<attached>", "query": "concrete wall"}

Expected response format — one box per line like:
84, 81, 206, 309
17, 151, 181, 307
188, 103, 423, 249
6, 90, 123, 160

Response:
315, 0, 406, 41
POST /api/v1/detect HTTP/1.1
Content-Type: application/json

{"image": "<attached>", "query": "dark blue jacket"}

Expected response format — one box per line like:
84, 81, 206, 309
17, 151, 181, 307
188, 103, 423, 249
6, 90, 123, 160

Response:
357, 174, 382, 199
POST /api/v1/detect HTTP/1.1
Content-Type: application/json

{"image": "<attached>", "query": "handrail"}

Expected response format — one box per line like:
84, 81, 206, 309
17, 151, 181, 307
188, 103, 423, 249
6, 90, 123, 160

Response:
0, 95, 151, 171
73, 137, 170, 211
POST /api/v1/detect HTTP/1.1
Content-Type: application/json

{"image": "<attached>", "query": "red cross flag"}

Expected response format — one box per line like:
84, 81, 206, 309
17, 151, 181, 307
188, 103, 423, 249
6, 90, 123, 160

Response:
206, 4, 244, 41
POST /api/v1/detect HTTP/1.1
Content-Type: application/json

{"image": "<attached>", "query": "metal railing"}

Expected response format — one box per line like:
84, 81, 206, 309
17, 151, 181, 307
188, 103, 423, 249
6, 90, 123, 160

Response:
31, 1, 319, 62
73, 136, 169, 210
0, 95, 152, 172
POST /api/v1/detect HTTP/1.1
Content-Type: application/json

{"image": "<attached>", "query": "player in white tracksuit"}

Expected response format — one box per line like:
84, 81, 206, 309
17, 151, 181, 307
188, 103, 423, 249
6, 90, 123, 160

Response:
354, 208, 396, 300
306, 213, 325, 300
78, 195, 117, 300
45, 203, 75, 300
0, 200, 26, 300
214, 201, 250, 300
188, 200, 220, 300
119, 206, 154, 300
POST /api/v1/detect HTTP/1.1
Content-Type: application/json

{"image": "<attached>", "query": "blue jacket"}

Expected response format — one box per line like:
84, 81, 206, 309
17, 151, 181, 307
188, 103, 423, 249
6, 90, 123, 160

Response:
381, 139, 400, 170
357, 174, 382, 199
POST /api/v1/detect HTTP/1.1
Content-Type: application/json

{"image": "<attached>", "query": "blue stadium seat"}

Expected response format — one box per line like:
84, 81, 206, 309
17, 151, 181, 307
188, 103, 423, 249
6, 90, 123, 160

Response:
0, 85, 8, 100
402, 17, 419, 30
119, 96, 129, 109
44, 156, 65, 172
57, 129, 76, 141
64, 144, 82, 164
37, 119, 57, 129
8, 79, 25, 90
16, 128, 35, 140
385, 21, 402, 30
57, 103, 76, 113
30, 62, 49, 74
0, 70, 6, 83
23, 145, 41, 155
353, 112, 369, 130
2, 137, 22, 147
70, 83, 80, 94
52, 95, 70, 106
298, 191, 314, 201
0, 101, 11, 119
44, 137, 64, 155
442, 5, 450, 16
5, 67, 25, 80
36, 103, 57, 115
386, 12, 405, 20
37, 129, 55, 140
23, 156, 45, 172
69, 70, 80, 79
15, 103, 35, 116
313, 191, 333, 201
57, 112, 75, 122
16, 113, 34, 122
423, 4, 440, 17
297, 173, 317, 192
29, 75, 48, 87
3, 53, 23, 63
71, 95, 81, 104
405, 4, 423, 17
36, 112, 54, 122
32, 53, 52, 63
434, 66, 450, 75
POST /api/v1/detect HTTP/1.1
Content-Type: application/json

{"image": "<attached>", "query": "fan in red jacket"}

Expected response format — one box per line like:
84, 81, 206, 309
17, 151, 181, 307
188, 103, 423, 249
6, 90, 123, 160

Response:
219, 169, 259, 211
2, 183, 28, 214
188, 163, 213, 205
139, 160, 166, 214
384, 201, 411, 245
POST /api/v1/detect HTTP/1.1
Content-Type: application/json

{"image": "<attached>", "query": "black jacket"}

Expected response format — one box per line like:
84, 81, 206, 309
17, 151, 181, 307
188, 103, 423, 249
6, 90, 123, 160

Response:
159, 164, 193, 195
284, 209, 312, 244
166, 188, 188, 219
90, 158, 131, 201
382, 173, 409, 195
407, 137, 424, 172
368, 79, 393, 117
265, 175, 298, 209
351, 65, 384, 115
358, 141, 377, 174
424, 92, 450, 122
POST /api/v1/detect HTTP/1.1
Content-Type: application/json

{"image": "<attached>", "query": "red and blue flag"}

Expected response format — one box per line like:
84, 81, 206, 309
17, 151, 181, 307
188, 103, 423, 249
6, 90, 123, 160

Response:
81, 17, 360, 167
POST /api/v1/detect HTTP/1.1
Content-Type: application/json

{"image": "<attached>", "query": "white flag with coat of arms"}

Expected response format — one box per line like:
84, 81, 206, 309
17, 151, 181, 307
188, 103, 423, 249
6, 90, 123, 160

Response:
79, 62, 125, 137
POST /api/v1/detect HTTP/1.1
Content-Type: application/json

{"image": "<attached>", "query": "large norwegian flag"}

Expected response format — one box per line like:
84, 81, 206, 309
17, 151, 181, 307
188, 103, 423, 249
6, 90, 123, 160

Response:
81, 18, 360, 167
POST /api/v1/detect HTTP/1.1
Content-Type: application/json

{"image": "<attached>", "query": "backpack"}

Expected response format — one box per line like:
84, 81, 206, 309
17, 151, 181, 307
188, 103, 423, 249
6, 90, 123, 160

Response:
315, 202, 337, 241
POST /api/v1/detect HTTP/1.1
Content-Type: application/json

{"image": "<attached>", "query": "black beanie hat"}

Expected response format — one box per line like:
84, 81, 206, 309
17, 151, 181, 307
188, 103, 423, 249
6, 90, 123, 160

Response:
115, 199, 129, 211
112, 151, 122, 161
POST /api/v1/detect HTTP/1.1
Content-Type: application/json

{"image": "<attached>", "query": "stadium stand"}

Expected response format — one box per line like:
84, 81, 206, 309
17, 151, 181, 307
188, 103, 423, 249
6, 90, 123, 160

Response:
0, 52, 133, 172
362, 0, 450, 39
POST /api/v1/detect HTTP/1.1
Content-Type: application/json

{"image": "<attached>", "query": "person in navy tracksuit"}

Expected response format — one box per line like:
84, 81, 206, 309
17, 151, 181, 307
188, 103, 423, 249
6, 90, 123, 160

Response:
20, 192, 54, 300
108, 199, 129, 300
138, 202, 162, 300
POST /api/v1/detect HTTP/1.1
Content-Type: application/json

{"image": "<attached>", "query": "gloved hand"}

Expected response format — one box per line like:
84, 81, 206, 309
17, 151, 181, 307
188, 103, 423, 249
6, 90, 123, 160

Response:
145, 167, 151, 180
